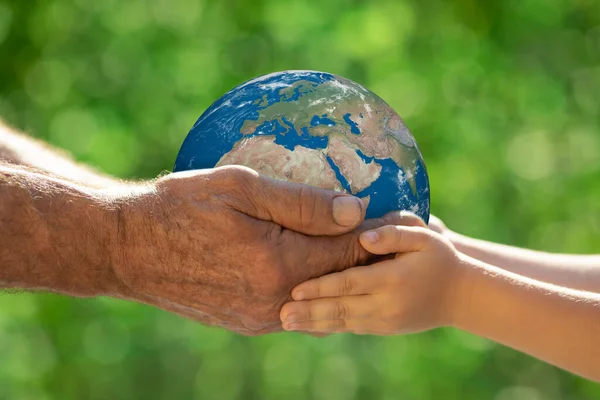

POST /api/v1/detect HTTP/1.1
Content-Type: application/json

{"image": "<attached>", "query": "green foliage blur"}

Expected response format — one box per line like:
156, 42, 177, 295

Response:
1, 0, 600, 398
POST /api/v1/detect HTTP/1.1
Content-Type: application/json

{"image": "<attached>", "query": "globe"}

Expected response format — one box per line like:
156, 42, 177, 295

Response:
174, 70, 430, 223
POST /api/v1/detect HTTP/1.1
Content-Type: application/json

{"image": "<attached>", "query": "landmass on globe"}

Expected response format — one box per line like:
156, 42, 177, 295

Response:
175, 71, 430, 222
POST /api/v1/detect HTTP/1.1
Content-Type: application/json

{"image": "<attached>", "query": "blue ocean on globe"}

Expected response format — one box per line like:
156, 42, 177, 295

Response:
174, 70, 430, 223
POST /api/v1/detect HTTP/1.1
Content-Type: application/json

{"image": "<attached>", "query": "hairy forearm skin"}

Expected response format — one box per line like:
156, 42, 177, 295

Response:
453, 254, 600, 382
449, 231, 600, 293
0, 121, 118, 188
0, 165, 123, 296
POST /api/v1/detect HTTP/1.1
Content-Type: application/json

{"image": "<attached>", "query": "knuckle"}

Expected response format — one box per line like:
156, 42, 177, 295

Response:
313, 282, 321, 298
389, 226, 404, 243
339, 275, 355, 296
215, 165, 260, 198
218, 165, 258, 184
305, 304, 312, 321
297, 185, 320, 230
335, 300, 349, 319
208, 166, 264, 214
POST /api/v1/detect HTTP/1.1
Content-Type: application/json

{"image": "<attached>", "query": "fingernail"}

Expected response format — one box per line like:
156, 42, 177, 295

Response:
333, 196, 363, 227
284, 322, 297, 331
293, 291, 306, 301
362, 231, 379, 243
284, 313, 298, 323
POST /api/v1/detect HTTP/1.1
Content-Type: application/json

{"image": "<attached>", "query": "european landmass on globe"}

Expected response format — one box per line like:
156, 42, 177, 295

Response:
174, 70, 430, 223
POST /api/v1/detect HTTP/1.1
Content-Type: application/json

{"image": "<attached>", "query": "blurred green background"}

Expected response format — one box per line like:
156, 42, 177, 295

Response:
1, 0, 600, 398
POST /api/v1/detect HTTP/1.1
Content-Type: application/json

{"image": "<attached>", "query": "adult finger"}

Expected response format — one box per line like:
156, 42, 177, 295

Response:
223, 166, 366, 235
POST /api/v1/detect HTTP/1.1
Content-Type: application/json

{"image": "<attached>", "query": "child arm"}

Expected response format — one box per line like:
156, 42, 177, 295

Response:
281, 225, 600, 382
430, 216, 600, 292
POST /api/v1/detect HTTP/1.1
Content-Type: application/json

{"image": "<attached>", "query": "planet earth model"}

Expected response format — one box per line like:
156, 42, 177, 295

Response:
174, 70, 430, 222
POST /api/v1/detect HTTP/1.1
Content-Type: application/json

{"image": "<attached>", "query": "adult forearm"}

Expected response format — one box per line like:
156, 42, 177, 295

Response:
0, 120, 117, 188
0, 164, 122, 296
453, 254, 600, 382
449, 231, 600, 293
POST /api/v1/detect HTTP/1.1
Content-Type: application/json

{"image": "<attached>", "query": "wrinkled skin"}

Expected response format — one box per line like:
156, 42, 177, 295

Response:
113, 166, 413, 335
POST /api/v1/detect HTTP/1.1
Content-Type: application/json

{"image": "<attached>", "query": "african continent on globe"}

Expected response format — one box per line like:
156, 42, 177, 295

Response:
174, 70, 430, 222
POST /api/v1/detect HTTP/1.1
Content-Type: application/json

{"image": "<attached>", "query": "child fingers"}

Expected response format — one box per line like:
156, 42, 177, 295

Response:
283, 318, 390, 334
359, 225, 433, 255
291, 266, 379, 301
280, 296, 374, 325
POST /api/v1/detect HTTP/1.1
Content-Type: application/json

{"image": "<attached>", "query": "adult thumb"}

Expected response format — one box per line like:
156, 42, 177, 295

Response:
243, 173, 366, 236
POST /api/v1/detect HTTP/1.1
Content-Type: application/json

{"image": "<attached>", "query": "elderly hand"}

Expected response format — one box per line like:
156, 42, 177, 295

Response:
111, 166, 409, 335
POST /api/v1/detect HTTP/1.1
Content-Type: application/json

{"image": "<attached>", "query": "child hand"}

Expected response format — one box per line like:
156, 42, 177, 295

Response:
280, 224, 463, 335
